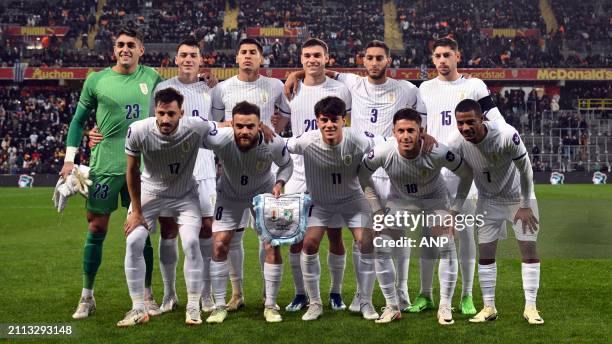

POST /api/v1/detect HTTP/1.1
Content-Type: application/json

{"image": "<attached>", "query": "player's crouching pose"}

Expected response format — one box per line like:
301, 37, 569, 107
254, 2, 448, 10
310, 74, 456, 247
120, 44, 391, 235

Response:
453, 99, 543, 325
360, 109, 473, 324
204, 101, 293, 324
286, 96, 380, 321
119, 88, 225, 326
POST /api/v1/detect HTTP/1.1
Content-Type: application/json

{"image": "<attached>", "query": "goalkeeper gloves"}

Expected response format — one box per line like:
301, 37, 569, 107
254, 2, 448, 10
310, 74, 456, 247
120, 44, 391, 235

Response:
52, 165, 93, 213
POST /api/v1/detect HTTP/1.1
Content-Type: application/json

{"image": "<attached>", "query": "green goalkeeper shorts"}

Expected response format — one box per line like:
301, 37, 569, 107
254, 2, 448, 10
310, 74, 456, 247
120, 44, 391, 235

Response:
86, 174, 130, 214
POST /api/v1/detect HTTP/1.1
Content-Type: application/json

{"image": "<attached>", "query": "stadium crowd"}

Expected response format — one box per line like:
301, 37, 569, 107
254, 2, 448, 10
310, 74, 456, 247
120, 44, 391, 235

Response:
1, 0, 609, 68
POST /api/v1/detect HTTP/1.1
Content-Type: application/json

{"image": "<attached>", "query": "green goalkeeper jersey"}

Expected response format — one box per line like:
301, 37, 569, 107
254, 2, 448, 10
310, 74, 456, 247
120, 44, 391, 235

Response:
69, 65, 163, 175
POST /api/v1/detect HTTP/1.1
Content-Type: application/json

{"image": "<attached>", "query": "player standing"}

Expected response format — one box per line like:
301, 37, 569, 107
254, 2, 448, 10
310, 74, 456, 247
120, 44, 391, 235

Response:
286, 96, 380, 321
60, 27, 163, 319
205, 101, 293, 323
413, 37, 505, 315
278, 38, 353, 312
360, 108, 473, 324
210, 38, 291, 310
285, 40, 426, 312
152, 36, 218, 314
453, 99, 543, 325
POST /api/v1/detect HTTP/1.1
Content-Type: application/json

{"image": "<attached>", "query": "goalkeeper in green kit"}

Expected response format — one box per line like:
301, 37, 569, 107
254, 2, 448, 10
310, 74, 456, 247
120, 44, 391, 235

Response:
59, 27, 164, 320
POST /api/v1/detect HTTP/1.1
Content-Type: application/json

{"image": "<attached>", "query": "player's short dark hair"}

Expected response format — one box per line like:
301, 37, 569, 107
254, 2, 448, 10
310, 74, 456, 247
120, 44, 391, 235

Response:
393, 108, 421, 126
177, 35, 200, 52
455, 99, 482, 116
232, 101, 261, 118
432, 37, 458, 52
237, 38, 263, 55
365, 40, 390, 57
155, 88, 184, 109
314, 96, 346, 119
116, 27, 144, 44
302, 38, 328, 54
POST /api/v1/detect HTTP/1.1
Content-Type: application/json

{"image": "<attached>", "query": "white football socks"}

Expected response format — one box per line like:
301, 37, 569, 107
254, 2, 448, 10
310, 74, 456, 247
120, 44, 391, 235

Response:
458, 226, 476, 297
327, 252, 346, 294
179, 224, 203, 310
392, 244, 410, 298
210, 259, 229, 307
264, 263, 283, 308
478, 263, 497, 308
359, 252, 376, 305
375, 253, 398, 307
419, 245, 438, 298
301, 252, 321, 304
438, 241, 458, 306
159, 237, 178, 298
125, 226, 148, 311
352, 241, 361, 295
199, 237, 213, 299
289, 252, 306, 295
228, 231, 244, 296
522, 262, 540, 308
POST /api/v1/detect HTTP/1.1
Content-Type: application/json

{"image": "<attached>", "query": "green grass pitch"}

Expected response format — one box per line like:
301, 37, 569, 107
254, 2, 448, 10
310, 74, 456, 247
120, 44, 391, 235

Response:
0, 185, 611, 343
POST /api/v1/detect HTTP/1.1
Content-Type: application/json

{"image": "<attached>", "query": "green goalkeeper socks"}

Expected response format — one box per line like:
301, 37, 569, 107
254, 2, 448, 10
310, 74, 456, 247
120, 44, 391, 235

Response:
82, 232, 107, 290
144, 235, 154, 288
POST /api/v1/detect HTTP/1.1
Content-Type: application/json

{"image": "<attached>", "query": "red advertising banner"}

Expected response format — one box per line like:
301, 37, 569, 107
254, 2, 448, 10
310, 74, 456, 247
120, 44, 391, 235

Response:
480, 28, 541, 38
0, 67, 609, 81
4, 26, 70, 37
246, 27, 299, 37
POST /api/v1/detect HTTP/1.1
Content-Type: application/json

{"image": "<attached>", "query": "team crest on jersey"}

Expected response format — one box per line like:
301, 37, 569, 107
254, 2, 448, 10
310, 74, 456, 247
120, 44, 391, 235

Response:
364, 131, 375, 138
181, 140, 191, 153
139, 83, 149, 95
256, 160, 268, 172
512, 133, 521, 145
388, 91, 396, 103
260, 90, 269, 103
458, 91, 465, 100
367, 150, 375, 159
419, 169, 428, 178
446, 151, 455, 162
343, 155, 353, 166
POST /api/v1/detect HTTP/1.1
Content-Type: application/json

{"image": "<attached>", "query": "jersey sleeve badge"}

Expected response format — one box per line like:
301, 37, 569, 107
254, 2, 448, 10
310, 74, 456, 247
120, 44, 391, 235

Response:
446, 151, 455, 162
512, 132, 521, 145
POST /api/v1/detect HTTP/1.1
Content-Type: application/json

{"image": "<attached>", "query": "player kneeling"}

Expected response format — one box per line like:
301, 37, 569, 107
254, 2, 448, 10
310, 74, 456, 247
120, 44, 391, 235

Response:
453, 99, 543, 325
118, 88, 225, 326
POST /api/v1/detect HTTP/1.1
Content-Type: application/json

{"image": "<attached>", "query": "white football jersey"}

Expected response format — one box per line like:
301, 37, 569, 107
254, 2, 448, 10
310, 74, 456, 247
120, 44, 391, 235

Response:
203, 127, 292, 202
211, 75, 290, 128
288, 77, 352, 179
420, 76, 505, 147
361, 139, 470, 201
125, 117, 217, 198
454, 121, 531, 203
338, 72, 425, 137
154, 77, 216, 180
286, 128, 379, 205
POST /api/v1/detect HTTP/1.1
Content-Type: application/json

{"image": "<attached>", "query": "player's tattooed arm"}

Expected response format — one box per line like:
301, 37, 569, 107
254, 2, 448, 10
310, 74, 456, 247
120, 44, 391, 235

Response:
198, 72, 218, 88
124, 154, 148, 236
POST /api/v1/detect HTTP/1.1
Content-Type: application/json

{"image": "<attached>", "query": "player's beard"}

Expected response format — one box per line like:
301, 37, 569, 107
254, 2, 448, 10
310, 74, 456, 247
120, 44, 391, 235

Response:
368, 66, 386, 80
236, 134, 257, 151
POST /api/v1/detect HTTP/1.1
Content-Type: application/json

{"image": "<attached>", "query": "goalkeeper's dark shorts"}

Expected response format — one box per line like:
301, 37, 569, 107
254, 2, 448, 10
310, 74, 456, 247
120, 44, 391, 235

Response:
86, 174, 130, 214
